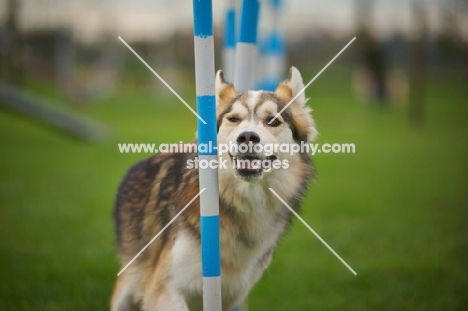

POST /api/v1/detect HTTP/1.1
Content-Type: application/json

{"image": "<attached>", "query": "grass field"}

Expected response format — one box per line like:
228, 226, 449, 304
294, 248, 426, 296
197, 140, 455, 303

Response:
1, 67, 467, 310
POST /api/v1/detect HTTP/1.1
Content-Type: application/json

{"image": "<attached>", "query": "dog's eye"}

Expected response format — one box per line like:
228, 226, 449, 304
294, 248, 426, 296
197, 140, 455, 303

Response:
227, 116, 240, 123
267, 118, 281, 127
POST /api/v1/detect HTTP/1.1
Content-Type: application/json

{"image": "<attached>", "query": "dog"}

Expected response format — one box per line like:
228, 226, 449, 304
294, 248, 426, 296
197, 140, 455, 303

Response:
111, 67, 318, 311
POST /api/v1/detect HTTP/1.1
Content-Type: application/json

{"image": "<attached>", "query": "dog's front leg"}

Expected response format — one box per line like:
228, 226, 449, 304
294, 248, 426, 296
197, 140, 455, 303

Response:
142, 291, 189, 311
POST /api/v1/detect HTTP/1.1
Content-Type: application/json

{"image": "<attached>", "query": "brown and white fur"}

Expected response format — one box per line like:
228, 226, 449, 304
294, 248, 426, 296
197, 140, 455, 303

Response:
111, 67, 317, 311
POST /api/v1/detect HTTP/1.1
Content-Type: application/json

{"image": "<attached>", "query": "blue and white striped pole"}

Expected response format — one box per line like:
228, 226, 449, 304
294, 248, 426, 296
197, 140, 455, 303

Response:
234, 0, 260, 92
223, 0, 237, 83
192, 1, 222, 311
257, 0, 286, 91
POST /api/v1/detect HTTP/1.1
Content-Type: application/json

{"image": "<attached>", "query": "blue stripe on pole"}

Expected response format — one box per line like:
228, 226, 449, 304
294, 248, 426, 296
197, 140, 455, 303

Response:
193, 0, 213, 37
257, 79, 280, 92
201, 215, 221, 277
197, 95, 217, 155
270, 0, 282, 10
265, 32, 285, 56
238, 0, 260, 44
224, 9, 236, 48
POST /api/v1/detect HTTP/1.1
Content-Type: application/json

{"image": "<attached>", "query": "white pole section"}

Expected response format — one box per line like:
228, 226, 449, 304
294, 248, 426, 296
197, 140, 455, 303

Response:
192, 1, 222, 311
234, 0, 260, 92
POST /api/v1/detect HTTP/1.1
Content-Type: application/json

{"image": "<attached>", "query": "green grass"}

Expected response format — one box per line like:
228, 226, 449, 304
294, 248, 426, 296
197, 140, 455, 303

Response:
1, 67, 467, 310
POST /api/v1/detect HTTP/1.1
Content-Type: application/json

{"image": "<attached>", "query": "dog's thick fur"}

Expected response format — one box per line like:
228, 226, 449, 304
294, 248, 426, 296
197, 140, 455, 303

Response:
111, 67, 317, 311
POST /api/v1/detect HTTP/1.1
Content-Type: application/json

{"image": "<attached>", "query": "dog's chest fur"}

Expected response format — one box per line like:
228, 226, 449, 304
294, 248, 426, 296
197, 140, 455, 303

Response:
172, 186, 290, 309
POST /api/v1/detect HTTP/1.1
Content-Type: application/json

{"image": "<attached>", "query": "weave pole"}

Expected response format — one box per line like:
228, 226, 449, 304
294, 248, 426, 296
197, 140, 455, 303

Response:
234, 0, 260, 92
223, 0, 237, 83
257, 0, 286, 91
192, 1, 222, 310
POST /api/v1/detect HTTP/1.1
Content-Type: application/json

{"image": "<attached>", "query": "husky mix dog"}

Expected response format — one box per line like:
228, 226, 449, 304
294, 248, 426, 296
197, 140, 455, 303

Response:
111, 67, 318, 311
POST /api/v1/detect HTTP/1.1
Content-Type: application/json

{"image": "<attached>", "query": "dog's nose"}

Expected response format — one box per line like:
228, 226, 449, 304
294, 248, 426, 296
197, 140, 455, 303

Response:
237, 131, 260, 144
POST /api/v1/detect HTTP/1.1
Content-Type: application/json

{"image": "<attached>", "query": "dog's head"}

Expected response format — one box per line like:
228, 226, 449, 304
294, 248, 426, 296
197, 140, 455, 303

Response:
216, 67, 317, 182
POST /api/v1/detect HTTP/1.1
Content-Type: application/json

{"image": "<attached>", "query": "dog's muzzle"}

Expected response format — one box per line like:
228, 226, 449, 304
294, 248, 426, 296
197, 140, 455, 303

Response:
229, 131, 277, 180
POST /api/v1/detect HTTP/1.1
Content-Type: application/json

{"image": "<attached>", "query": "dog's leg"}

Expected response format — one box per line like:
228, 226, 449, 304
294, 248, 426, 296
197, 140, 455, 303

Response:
142, 290, 189, 311
111, 273, 137, 311
142, 260, 189, 311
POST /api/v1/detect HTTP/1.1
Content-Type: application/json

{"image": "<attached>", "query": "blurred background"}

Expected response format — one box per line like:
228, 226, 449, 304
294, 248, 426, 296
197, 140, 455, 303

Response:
0, 0, 467, 310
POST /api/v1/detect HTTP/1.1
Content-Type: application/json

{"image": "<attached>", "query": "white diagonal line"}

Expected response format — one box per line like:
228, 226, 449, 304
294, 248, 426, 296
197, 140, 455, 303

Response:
117, 188, 206, 276
118, 36, 207, 125
269, 37, 356, 124
269, 188, 357, 275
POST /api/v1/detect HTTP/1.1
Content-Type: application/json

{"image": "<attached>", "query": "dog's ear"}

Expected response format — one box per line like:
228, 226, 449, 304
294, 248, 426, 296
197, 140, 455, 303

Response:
275, 66, 307, 106
216, 70, 237, 117
276, 67, 318, 142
